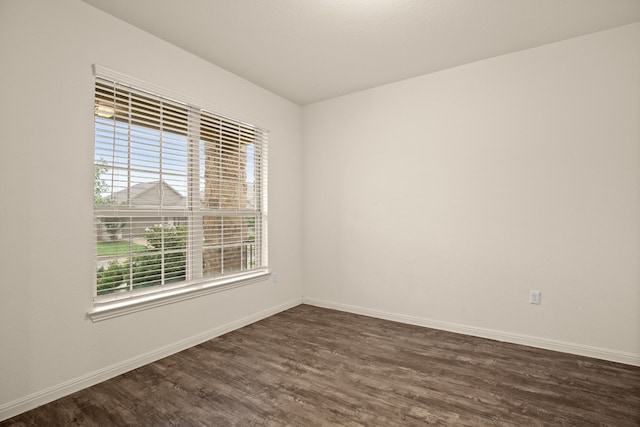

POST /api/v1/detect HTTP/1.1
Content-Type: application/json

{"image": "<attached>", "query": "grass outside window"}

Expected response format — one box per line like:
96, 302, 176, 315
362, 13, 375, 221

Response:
97, 240, 148, 256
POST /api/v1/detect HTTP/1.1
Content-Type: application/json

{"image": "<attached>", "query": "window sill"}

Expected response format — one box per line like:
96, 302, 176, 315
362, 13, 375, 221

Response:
88, 271, 271, 322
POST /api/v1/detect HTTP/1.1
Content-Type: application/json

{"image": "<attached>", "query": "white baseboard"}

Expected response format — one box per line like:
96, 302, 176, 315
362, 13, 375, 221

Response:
302, 297, 640, 367
0, 297, 303, 422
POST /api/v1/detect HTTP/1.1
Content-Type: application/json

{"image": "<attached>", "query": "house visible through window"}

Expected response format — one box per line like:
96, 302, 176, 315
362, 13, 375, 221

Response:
93, 70, 268, 300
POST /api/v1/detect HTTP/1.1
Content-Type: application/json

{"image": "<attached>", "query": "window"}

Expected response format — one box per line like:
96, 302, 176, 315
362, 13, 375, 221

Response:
92, 67, 268, 316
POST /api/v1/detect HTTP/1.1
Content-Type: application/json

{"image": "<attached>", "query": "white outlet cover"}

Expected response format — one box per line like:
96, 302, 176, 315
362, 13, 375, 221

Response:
530, 290, 541, 305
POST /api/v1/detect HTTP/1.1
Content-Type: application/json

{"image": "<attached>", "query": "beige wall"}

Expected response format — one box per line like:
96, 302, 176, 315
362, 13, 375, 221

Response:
0, 0, 302, 417
302, 23, 640, 364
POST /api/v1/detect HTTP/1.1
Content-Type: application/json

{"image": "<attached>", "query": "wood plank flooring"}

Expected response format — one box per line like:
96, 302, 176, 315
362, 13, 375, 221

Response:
3, 304, 639, 426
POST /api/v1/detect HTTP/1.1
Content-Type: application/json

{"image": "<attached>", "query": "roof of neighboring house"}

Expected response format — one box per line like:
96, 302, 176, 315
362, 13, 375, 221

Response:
108, 181, 186, 207
108, 180, 257, 209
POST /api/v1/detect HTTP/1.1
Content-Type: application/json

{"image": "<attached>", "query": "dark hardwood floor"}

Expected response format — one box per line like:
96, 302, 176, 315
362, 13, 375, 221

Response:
3, 304, 639, 426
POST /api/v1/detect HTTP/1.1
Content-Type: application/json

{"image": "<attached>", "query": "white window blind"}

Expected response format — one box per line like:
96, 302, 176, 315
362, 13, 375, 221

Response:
94, 71, 268, 300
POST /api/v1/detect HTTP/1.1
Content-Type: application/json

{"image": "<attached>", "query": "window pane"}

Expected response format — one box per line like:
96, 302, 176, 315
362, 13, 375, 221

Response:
200, 117, 257, 211
95, 217, 187, 295
202, 216, 256, 276
95, 120, 188, 208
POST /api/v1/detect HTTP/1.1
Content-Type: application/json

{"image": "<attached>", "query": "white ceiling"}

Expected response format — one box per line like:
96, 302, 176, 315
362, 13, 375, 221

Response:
82, 0, 640, 105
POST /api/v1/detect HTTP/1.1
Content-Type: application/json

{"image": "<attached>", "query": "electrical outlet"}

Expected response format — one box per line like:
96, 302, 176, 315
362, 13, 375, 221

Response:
530, 290, 541, 305
272, 273, 278, 283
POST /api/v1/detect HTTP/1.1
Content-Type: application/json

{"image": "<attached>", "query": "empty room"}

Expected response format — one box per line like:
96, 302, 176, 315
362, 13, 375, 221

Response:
0, 0, 639, 425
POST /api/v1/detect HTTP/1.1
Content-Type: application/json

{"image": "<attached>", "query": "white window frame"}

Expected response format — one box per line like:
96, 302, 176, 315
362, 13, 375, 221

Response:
89, 65, 269, 321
